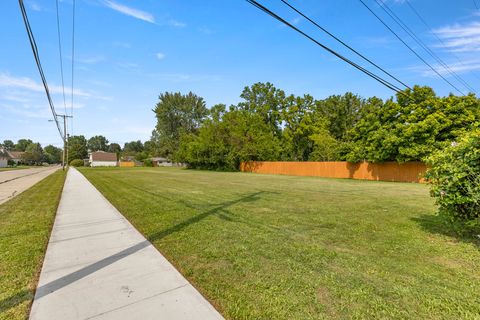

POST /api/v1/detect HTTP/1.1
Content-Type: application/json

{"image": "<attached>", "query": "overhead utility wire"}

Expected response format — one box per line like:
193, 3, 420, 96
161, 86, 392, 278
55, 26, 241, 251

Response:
405, 0, 480, 84
18, 0, 64, 141
279, 0, 411, 90
70, 0, 76, 135
55, 0, 68, 115
246, 0, 406, 94
357, 0, 465, 96
376, 0, 476, 94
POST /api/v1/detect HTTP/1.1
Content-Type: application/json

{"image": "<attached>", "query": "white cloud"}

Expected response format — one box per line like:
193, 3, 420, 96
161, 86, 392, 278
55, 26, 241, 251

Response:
103, 0, 155, 24
413, 58, 480, 77
0, 103, 52, 119
76, 55, 105, 64
168, 19, 186, 28
156, 52, 166, 60
434, 22, 480, 52
28, 1, 42, 11
0, 73, 90, 97
290, 17, 302, 26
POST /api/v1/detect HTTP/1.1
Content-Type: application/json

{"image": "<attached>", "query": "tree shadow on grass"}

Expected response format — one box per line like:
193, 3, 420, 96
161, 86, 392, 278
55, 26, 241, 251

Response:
0, 289, 31, 315
0, 190, 271, 314
411, 213, 480, 249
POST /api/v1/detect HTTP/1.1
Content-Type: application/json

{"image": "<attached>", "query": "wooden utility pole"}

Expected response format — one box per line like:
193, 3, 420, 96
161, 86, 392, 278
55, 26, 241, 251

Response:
56, 114, 72, 170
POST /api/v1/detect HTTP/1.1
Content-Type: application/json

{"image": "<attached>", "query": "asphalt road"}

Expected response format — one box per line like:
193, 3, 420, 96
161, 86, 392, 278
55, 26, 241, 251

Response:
0, 166, 61, 205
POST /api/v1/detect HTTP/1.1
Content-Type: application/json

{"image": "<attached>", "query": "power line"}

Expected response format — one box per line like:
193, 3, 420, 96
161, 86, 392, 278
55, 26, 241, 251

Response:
55, 0, 68, 115
18, 0, 64, 141
70, 0, 76, 136
279, 0, 411, 90
375, 0, 476, 94
357, 0, 465, 96
246, 0, 406, 94
405, 0, 480, 85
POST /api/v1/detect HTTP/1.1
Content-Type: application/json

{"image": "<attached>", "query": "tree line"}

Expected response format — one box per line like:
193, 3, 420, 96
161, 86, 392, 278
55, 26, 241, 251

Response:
150, 82, 480, 170
1, 137, 158, 165
66, 135, 156, 164
0, 139, 62, 165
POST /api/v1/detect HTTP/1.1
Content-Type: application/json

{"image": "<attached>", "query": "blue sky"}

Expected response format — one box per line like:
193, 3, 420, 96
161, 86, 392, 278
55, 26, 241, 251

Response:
1, 0, 480, 147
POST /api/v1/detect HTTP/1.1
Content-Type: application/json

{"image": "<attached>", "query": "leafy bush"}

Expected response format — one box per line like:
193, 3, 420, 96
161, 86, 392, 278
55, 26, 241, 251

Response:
425, 130, 480, 222
69, 159, 84, 167
143, 158, 153, 167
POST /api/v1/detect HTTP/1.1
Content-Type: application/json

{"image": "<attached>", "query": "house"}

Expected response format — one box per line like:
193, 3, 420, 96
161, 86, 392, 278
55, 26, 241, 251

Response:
6, 151, 25, 164
151, 157, 173, 167
0, 148, 8, 168
89, 151, 118, 167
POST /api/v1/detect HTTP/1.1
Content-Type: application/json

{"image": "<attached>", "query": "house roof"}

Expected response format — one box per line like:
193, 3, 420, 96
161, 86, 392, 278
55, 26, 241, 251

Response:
7, 151, 25, 159
90, 151, 117, 162
151, 157, 169, 162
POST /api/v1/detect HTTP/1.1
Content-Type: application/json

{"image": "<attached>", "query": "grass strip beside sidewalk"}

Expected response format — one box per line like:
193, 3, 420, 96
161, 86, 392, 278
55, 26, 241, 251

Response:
0, 170, 65, 320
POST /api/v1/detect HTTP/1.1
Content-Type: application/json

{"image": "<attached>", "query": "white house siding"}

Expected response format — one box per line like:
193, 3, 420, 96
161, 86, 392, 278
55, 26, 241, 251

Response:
157, 162, 173, 167
0, 159, 7, 168
91, 161, 117, 167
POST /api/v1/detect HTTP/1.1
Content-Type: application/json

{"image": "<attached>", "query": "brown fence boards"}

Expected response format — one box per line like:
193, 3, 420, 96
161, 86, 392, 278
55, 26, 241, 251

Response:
119, 161, 135, 167
240, 161, 427, 183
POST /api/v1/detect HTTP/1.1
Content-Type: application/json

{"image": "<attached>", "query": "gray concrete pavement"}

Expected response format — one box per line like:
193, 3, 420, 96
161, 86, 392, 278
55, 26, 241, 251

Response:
0, 166, 61, 205
29, 168, 224, 320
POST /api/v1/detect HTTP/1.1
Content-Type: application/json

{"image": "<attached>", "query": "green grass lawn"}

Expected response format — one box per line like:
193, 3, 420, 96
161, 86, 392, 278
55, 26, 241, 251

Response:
0, 171, 65, 320
79, 167, 480, 319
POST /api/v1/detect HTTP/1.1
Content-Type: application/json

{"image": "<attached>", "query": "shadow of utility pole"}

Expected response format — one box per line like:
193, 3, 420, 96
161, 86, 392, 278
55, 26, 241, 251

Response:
19, 190, 268, 307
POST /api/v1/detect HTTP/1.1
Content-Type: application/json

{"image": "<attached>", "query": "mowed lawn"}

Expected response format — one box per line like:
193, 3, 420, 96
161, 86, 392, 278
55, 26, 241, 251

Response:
79, 167, 480, 319
0, 171, 65, 320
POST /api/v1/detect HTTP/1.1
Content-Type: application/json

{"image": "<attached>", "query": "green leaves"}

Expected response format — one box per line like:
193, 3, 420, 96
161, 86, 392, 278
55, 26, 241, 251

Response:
347, 86, 480, 162
426, 130, 480, 222
153, 92, 209, 159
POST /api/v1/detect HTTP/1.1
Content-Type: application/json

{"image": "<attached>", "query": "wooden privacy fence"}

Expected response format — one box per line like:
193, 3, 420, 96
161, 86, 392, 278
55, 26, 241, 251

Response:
240, 161, 428, 183
119, 161, 135, 167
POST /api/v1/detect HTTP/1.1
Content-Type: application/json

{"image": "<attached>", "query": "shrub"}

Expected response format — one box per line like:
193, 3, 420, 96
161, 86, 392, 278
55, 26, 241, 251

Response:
425, 130, 480, 222
69, 159, 84, 167
143, 158, 153, 167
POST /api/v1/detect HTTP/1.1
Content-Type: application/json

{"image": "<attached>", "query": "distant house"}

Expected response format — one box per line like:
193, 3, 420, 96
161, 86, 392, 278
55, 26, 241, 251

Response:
151, 157, 173, 167
0, 148, 8, 168
7, 151, 25, 164
89, 151, 118, 167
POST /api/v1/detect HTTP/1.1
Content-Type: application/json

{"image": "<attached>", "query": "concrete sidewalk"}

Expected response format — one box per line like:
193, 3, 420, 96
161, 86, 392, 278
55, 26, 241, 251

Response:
30, 168, 223, 320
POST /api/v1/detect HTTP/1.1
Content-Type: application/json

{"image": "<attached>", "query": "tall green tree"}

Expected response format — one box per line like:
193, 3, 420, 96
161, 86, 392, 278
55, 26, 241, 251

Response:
15, 139, 33, 151
236, 82, 286, 138
68, 135, 88, 163
2, 140, 14, 150
347, 86, 480, 162
44, 145, 62, 164
22, 142, 44, 165
154, 92, 208, 158
317, 92, 365, 141
108, 143, 122, 154
123, 140, 144, 154
176, 110, 282, 170
87, 135, 109, 152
